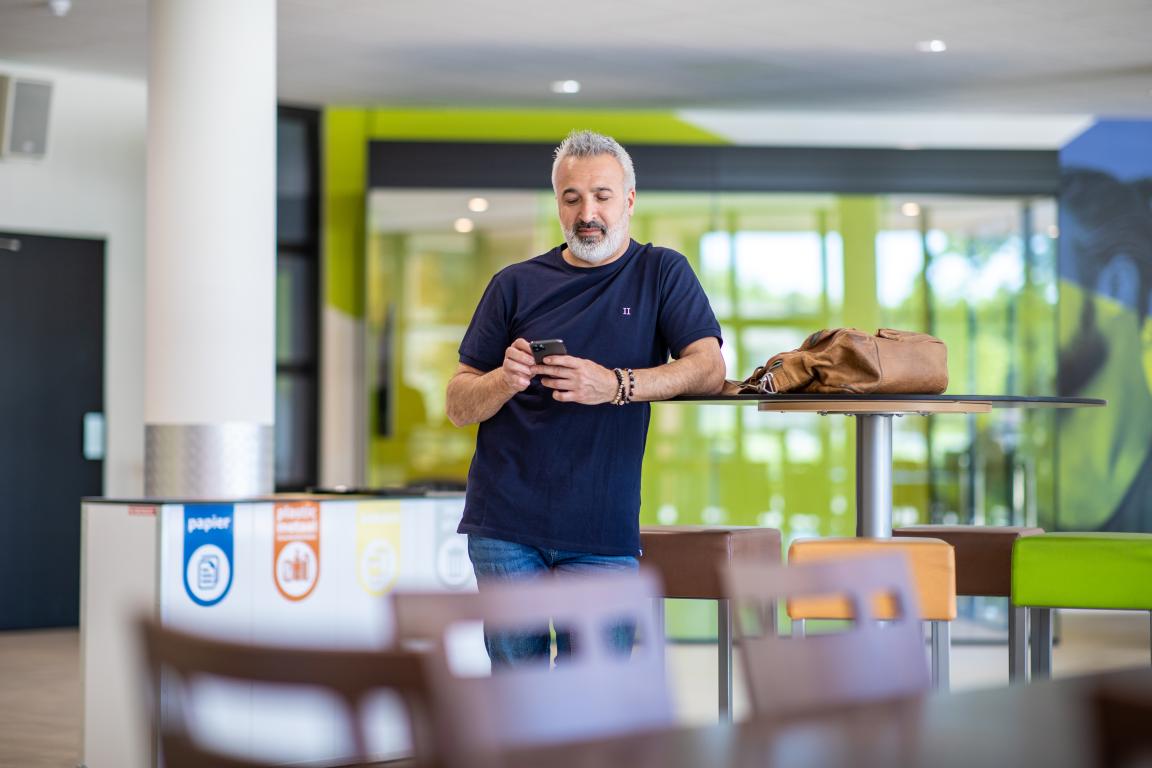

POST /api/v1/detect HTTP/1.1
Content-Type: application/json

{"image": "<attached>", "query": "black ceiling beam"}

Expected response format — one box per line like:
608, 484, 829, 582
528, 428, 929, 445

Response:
368, 140, 1059, 197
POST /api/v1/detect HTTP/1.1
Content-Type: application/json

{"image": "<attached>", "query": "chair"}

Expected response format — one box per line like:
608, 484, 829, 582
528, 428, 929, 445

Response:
1012, 532, 1152, 679
895, 524, 1043, 682
391, 569, 674, 756
722, 554, 929, 720
1090, 676, 1152, 768
639, 525, 783, 720
788, 537, 956, 689
137, 617, 442, 768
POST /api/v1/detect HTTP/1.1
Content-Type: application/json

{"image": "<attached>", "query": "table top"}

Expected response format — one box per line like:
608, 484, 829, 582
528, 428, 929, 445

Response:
669, 394, 1107, 415
498, 667, 1147, 768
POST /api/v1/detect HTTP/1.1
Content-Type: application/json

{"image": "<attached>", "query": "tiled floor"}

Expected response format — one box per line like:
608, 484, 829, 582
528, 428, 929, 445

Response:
0, 610, 1148, 766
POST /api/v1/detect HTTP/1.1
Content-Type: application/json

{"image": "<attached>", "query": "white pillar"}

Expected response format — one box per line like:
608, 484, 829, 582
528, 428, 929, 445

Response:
144, 0, 276, 497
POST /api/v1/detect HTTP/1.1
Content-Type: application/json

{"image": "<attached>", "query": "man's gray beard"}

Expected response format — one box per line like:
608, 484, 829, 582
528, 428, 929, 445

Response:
564, 219, 629, 265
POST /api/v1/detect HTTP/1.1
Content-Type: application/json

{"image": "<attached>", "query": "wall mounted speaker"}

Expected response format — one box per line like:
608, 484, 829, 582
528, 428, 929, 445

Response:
0, 76, 53, 159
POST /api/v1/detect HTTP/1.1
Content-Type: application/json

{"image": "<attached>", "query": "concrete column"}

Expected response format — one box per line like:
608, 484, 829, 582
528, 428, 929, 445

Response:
144, 0, 276, 497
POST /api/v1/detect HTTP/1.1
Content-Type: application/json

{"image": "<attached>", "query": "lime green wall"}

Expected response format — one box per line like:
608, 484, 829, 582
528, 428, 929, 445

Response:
323, 108, 727, 320
360, 109, 726, 144
323, 110, 369, 316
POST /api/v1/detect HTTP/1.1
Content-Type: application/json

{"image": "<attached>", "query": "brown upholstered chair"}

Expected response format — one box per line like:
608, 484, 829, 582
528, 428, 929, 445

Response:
894, 524, 1043, 682
723, 554, 930, 720
788, 537, 956, 689
639, 525, 783, 720
136, 617, 442, 768
391, 569, 674, 759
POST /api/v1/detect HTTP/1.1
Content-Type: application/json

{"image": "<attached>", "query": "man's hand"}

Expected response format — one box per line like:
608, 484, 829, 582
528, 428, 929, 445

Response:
500, 338, 537, 394
445, 338, 540, 426
536, 355, 618, 404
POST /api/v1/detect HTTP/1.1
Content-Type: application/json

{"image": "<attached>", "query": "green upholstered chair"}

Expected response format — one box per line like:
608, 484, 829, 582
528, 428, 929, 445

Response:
1012, 532, 1152, 679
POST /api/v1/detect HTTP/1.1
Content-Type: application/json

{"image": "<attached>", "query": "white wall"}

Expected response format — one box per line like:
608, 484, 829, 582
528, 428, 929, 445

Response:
0, 61, 147, 497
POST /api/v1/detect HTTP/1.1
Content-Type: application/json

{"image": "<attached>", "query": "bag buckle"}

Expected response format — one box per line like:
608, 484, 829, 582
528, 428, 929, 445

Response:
747, 369, 777, 394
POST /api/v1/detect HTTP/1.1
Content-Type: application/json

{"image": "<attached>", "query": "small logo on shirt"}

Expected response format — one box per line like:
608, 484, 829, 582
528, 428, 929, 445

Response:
622, 307, 632, 316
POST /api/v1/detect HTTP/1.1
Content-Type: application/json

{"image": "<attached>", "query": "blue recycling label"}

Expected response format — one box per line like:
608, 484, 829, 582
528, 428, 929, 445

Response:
183, 504, 235, 606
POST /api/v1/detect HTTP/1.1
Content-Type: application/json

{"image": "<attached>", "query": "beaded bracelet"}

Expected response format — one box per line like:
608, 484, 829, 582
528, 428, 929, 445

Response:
611, 367, 626, 406
624, 368, 636, 404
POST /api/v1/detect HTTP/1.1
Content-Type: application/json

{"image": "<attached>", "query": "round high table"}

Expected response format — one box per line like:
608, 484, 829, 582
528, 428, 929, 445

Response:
672, 394, 1106, 537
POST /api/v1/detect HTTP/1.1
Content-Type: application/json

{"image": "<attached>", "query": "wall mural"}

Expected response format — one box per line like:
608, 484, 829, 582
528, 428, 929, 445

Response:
1057, 120, 1152, 531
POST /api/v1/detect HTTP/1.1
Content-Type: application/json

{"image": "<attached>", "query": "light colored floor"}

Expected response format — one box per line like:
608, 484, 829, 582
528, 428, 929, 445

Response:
0, 629, 81, 768
1, 610, 1148, 767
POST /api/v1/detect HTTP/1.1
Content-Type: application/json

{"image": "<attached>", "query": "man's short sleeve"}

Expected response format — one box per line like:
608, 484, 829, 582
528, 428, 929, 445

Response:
458, 275, 511, 372
657, 253, 723, 357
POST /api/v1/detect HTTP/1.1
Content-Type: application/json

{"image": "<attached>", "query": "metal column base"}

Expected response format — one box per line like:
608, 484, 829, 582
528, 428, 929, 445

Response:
855, 414, 894, 538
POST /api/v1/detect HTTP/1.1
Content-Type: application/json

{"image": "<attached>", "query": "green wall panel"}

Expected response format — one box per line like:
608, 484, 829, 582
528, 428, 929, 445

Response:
324, 109, 369, 316
363, 109, 726, 144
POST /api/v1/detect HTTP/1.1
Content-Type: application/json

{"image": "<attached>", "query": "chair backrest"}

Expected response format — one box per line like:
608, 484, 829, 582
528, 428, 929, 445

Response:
1091, 678, 1152, 768
137, 617, 442, 768
391, 568, 674, 753
723, 554, 930, 720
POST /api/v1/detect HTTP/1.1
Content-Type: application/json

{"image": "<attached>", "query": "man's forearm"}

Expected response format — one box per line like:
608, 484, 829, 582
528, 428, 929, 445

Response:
446, 368, 519, 426
629, 338, 726, 402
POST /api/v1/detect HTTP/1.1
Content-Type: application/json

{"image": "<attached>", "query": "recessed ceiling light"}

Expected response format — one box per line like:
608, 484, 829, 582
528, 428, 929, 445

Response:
467, 197, 489, 213
550, 80, 581, 95
901, 203, 922, 217
916, 40, 947, 53
454, 218, 474, 234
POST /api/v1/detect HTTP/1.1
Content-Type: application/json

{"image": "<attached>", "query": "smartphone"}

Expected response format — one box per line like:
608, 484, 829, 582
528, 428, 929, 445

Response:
530, 338, 567, 364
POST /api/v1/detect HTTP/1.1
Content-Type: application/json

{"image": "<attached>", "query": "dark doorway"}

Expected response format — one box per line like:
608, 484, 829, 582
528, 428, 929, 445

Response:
0, 231, 104, 628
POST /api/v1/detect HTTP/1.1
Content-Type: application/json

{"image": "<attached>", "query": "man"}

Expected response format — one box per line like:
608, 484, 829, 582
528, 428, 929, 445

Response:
446, 130, 725, 665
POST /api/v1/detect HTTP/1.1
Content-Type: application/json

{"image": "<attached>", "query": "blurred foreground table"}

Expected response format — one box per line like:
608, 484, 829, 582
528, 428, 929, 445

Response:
500, 666, 1149, 768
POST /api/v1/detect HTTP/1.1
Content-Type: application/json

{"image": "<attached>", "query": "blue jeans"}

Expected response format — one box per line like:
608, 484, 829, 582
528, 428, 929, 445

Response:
466, 535, 639, 667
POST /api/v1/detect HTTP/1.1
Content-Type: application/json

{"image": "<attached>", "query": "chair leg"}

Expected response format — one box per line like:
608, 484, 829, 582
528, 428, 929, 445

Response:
714, 598, 732, 723
652, 597, 666, 672
717, 599, 733, 721
1030, 608, 1053, 679
792, 618, 806, 638
1008, 605, 1027, 684
930, 621, 950, 691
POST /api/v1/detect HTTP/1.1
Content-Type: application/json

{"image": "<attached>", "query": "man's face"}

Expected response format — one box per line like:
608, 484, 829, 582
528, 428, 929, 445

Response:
554, 154, 635, 266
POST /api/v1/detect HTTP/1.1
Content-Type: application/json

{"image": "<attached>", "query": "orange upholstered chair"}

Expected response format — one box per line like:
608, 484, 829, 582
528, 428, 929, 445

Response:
788, 537, 956, 689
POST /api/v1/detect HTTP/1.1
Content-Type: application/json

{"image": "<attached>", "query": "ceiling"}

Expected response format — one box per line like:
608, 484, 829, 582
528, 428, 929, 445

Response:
1, 0, 1151, 116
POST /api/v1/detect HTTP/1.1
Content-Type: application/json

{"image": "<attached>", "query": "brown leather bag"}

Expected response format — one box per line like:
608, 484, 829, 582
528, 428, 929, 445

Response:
725, 328, 948, 395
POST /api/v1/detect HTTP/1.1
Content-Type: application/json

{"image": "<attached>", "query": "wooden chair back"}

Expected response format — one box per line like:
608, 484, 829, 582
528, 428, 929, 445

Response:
391, 569, 674, 753
1091, 678, 1152, 768
137, 617, 442, 768
724, 554, 930, 719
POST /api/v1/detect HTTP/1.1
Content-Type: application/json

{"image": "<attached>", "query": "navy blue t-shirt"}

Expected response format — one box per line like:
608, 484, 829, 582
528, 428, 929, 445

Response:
456, 239, 722, 556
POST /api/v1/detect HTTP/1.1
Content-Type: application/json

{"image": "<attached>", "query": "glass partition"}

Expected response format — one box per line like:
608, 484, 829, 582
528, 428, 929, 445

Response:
365, 189, 1059, 538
